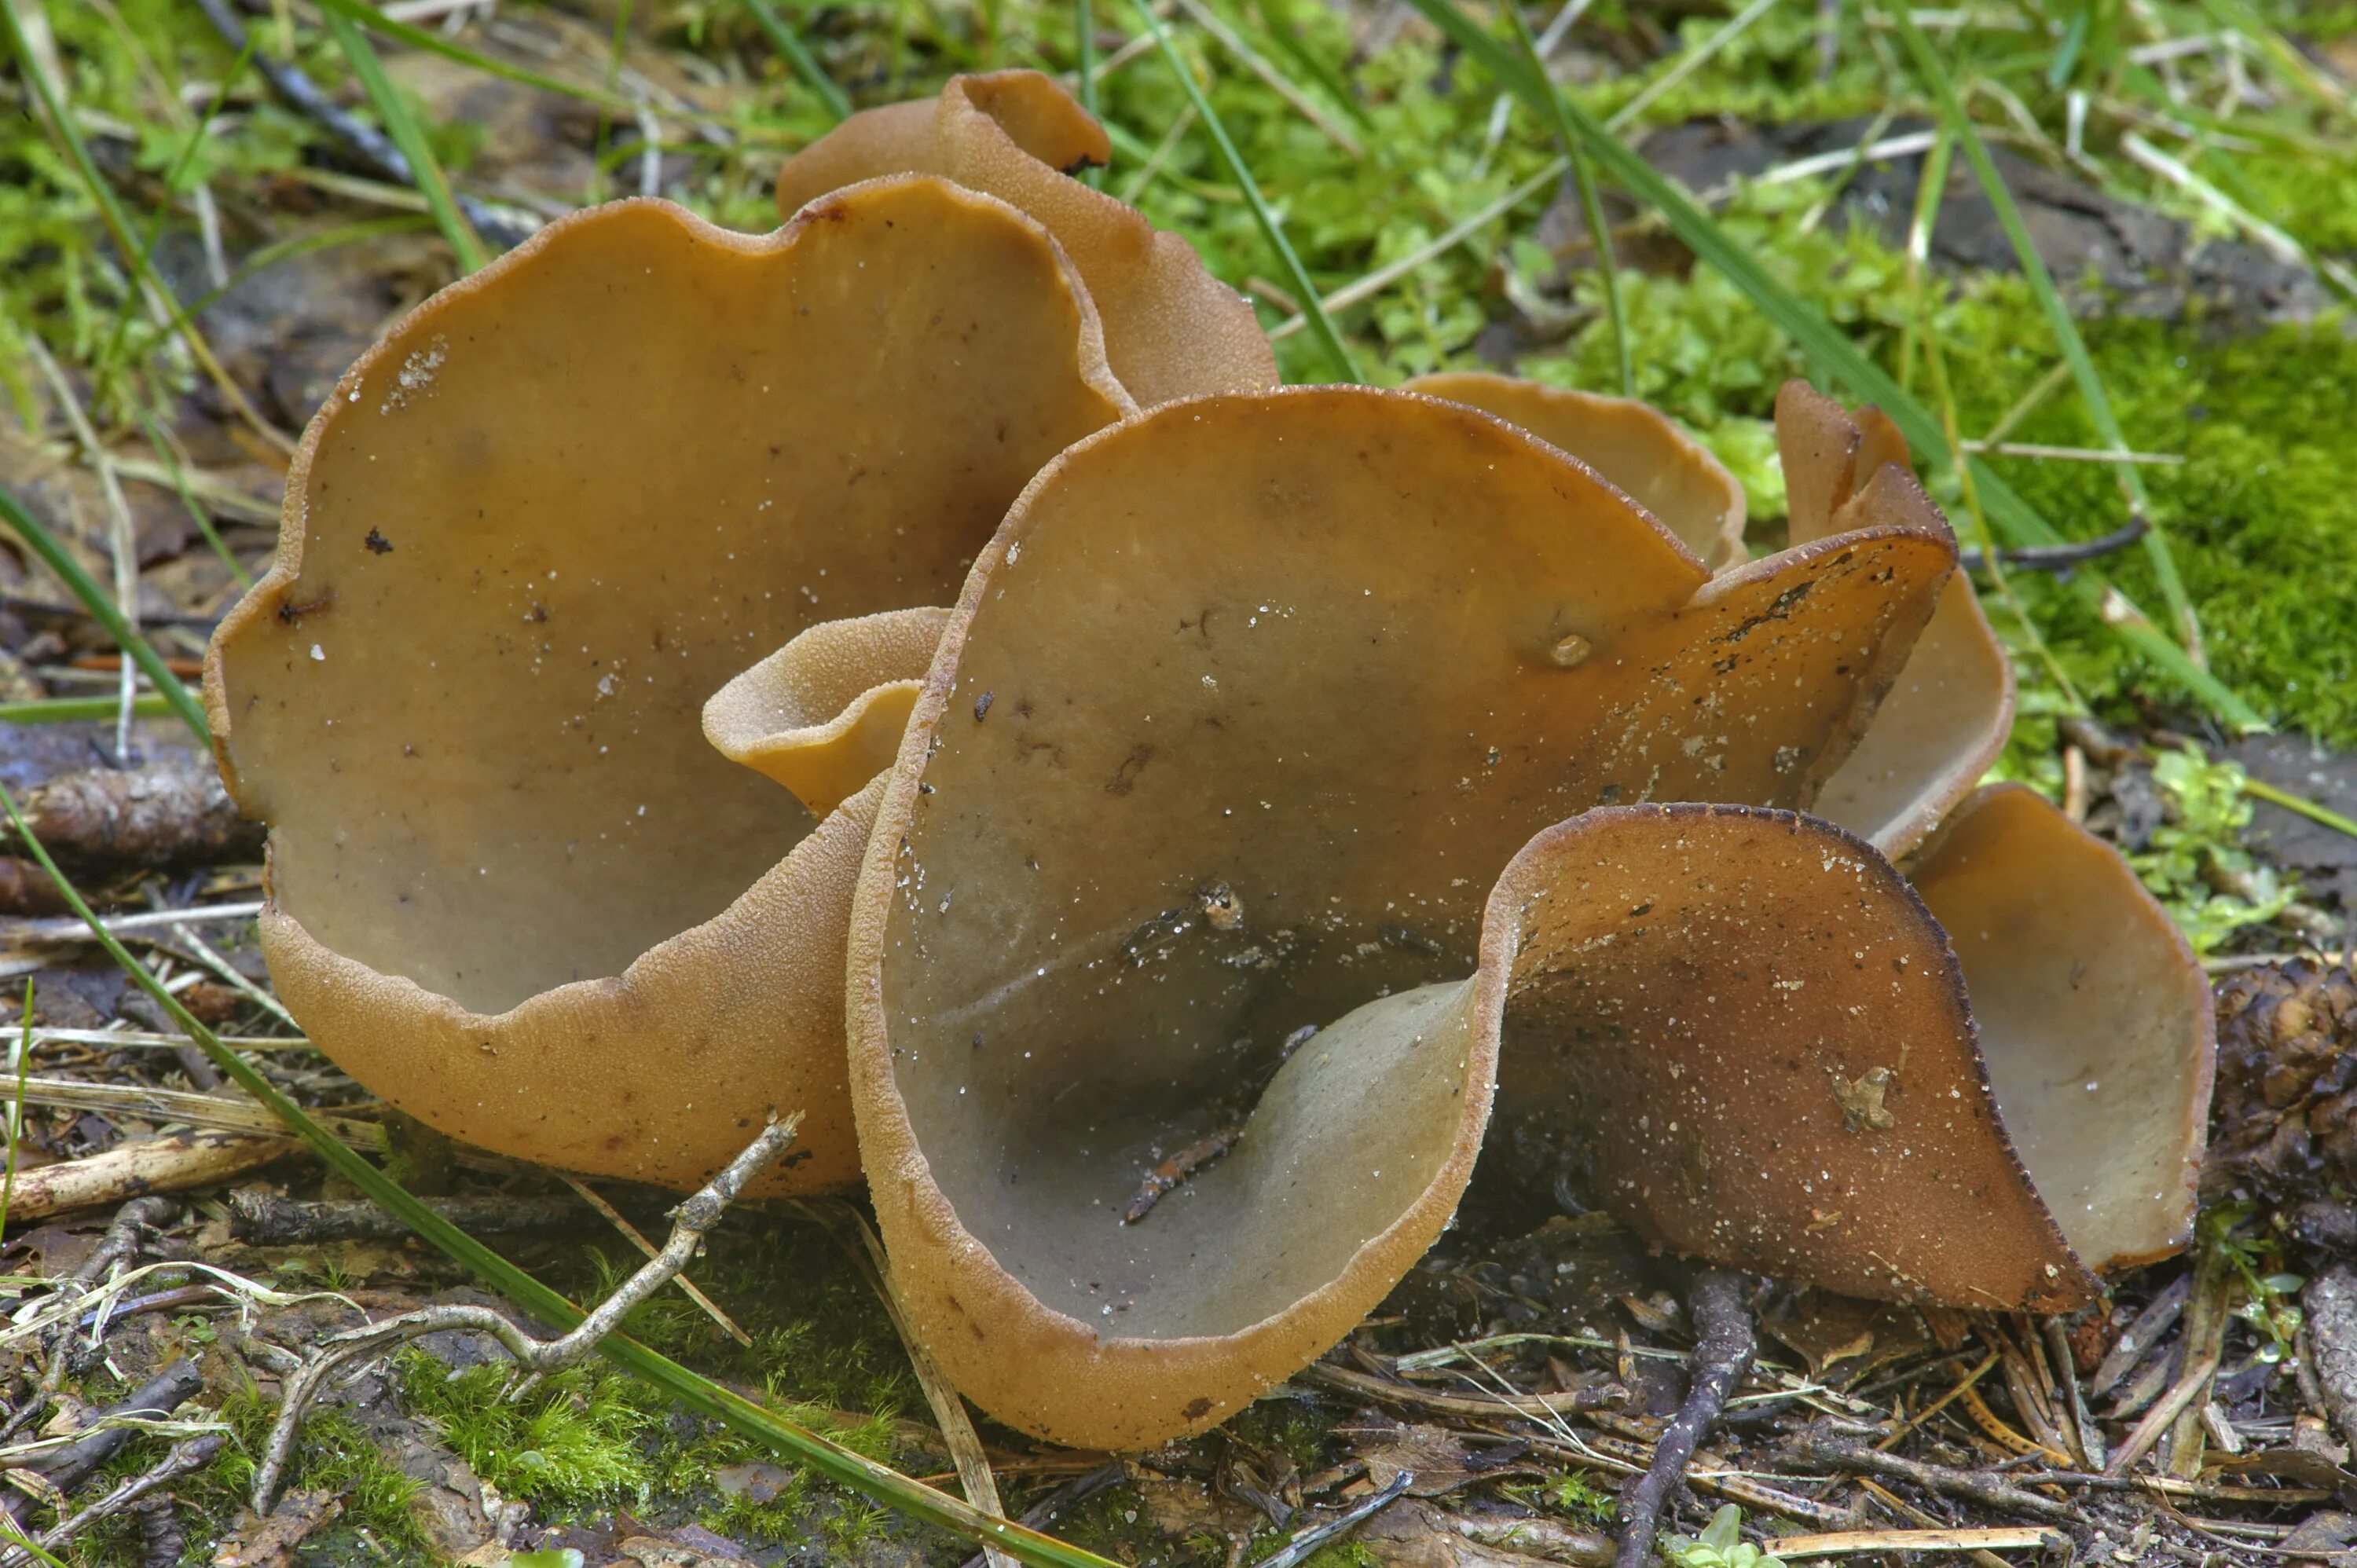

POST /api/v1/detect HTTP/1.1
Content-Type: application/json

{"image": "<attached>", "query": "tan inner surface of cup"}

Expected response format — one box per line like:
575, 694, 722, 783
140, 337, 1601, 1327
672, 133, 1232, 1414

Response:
212, 181, 1129, 1013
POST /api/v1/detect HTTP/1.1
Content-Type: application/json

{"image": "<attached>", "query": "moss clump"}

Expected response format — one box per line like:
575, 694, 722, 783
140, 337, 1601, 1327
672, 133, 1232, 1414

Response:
180, 1379, 434, 1560
398, 1354, 662, 1509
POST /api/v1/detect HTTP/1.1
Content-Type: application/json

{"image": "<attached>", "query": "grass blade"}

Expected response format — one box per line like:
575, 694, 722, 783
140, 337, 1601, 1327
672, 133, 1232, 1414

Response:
1393, 0, 2264, 730
1884, 4, 2203, 665
0, 487, 209, 742
0, 793, 1123, 1568
0, 0, 291, 454
739, 0, 853, 123
90, 38, 257, 407
1075, 0, 1104, 188
1503, 3, 1628, 397
1237, 0, 1369, 129
1130, 0, 1362, 381
0, 697, 175, 724
313, 0, 643, 115
1169, 0, 1362, 157
324, 9, 488, 273
2242, 779, 2357, 846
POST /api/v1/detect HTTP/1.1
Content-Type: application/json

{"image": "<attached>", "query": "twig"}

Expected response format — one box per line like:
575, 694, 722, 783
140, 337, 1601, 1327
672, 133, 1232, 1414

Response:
250, 1114, 800, 1511
1852, 1478, 2011, 1568
558, 1173, 750, 1348
0, 1433, 223, 1568
190, 0, 534, 248
958, 1465, 1126, 1568
0, 1130, 296, 1224
1769, 1526, 2065, 1559
1790, 1431, 2080, 1525
1, 903, 264, 942
1537, 1431, 1856, 1529
1259, 1470, 1413, 1568
2043, 1318, 2105, 1470
1958, 515, 2150, 573
2093, 1275, 2190, 1398
794, 1197, 1015, 1568
1299, 1358, 1622, 1421
2003, 1467, 2333, 1504
228, 1190, 588, 1247
1960, 439, 2183, 464
1615, 1270, 1753, 1568
11, 1359, 203, 1497
1872, 1347, 1998, 1451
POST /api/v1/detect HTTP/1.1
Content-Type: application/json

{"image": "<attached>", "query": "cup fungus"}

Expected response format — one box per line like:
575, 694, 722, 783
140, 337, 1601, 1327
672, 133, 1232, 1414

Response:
839, 383, 2204, 1451
213, 115, 2214, 1460
773, 71, 1277, 407
205, 175, 1134, 1192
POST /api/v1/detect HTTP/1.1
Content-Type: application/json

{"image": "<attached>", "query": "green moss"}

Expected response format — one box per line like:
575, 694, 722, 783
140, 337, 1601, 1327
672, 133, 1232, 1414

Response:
1926, 295, 2357, 744
181, 1379, 433, 1559
398, 1353, 661, 1508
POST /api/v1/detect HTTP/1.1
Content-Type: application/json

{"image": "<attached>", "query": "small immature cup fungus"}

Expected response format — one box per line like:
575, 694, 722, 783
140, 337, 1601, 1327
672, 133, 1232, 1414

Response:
206, 177, 1133, 1192
775, 70, 1277, 407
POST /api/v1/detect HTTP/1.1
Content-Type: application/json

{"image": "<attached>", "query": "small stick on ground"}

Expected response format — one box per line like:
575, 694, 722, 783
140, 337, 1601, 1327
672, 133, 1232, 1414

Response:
249, 1113, 800, 1511
228, 1189, 587, 1247
793, 1196, 1017, 1568
559, 1171, 751, 1347
2042, 1317, 2105, 1470
1, 1197, 181, 1445
1261, 1469, 1413, 1568
2, 1132, 293, 1227
1615, 1269, 1754, 1568
1789, 1430, 2080, 1526
0, 1433, 224, 1568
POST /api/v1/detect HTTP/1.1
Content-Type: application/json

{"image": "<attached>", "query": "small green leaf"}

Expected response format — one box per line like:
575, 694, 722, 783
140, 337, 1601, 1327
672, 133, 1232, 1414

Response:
504, 1552, 586, 1568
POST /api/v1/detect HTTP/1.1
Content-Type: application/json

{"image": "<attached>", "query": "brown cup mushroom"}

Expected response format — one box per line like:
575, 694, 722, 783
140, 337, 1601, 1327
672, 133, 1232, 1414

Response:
774, 70, 1277, 407
841, 383, 2132, 1451
1404, 372, 1750, 572
205, 176, 1134, 1192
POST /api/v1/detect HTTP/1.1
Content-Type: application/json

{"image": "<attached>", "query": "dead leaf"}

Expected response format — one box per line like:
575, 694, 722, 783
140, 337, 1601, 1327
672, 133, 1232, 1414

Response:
713, 1462, 796, 1504
214, 1489, 343, 1567
1763, 1290, 1932, 1383
1342, 1416, 1538, 1498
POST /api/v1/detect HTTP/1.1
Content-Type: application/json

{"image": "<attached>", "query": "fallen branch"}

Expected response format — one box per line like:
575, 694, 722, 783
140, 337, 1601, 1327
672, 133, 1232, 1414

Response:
1, 1131, 296, 1222
190, 0, 534, 248
1300, 1359, 1623, 1421
1787, 1431, 2080, 1526
250, 1113, 800, 1511
9, 761, 262, 870
0, 1432, 224, 1568
1768, 1526, 2066, 1559
227, 1189, 588, 1246
5, 1358, 204, 1504
1261, 1470, 1414, 1568
1958, 515, 2149, 575
1615, 1269, 1754, 1568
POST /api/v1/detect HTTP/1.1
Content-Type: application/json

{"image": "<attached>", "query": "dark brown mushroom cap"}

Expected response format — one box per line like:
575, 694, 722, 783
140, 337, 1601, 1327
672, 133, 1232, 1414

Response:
774, 71, 1276, 406
1908, 782, 2215, 1272
843, 386, 2023, 1449
1406, 372, 1748, 571
1775, 382, 2014, 856
1489, 804, 2093, 1314
205, 178, 1132, 1191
